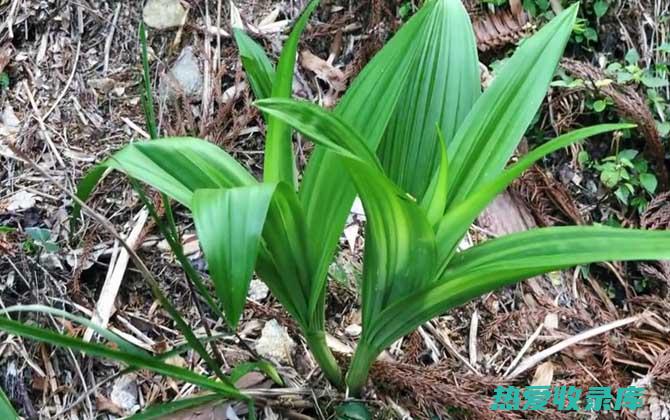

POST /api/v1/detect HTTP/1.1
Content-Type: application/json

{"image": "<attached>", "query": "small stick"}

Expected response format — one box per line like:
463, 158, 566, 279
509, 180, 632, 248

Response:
22, 81, 65, 167
507, 314, 643, 378
503, 321, 544, 377
83, 209, 149, 342
103, 3, 122, 74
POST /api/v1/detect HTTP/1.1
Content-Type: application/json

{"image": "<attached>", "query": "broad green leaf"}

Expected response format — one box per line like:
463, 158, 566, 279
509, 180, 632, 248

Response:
420, 127, 449, 227
371, 226, 670, 351
255, 98, 382, 170
256, 97, 436, 332
0, 317, 243, 398
446, 4, 579, 207
641, 74, 668, 88
435, 123, 634, 266
234, 29, 275, 99
0, 387, 17, 420
75, 138, 255, 210
263, 0, 319, 187
127, 394, 223, 420
254, 183, 315, 327
378, 0, 480, 200
192, 184, 276, 328
640, 173, 658, 194
299, 1, 437, 310
350, 160, 436, 328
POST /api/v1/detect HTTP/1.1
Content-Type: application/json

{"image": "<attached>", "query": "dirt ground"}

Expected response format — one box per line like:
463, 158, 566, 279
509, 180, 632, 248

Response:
1, 0, 670, 419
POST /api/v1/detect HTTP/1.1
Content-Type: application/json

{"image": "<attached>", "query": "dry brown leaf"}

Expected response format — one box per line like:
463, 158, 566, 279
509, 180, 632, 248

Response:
300, 50, 347, 93
530, 361, 554, 386
96, 393, 126, 416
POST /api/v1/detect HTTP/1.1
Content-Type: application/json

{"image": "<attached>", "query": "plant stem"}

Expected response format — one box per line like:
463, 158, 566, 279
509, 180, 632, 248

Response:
345, 341, 376, 397
305, 330, 344, 389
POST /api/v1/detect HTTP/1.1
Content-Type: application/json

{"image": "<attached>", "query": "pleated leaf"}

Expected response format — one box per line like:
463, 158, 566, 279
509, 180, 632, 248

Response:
435, 123, 634, 266
299, 1, 438, 307
378, 0, 480, 200
263, 0, 319, 187
446, 4, 579, 207
75, 138, 255, 210
370, 226, 670, 351
420, 127, 450, 227
192, 184, 276, 328
255, 98, 436, 329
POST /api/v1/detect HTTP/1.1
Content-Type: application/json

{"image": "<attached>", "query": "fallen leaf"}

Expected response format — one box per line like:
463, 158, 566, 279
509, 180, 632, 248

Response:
300, 50, 347, 93
96, 393, 125, 416
530, 361, 554, 386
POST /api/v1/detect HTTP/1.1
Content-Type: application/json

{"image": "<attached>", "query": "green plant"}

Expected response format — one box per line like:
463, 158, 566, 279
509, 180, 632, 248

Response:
582, 148, 658, 212
3, 0, 670, 416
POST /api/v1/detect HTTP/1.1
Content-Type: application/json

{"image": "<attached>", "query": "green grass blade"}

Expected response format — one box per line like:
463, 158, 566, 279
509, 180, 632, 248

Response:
0, 317, 243, 398
139, 22, 158, 139
233, 29, 275, 100
0, 305, 147, 357
378, 0, 480, 200
192, 185, 277, 328
446, 4, 579, 207
371, 226, 670, 351
0, 387, 18, 420
435, 123, 633, 267
263, 0, 319, 187
127, 394, 224, 420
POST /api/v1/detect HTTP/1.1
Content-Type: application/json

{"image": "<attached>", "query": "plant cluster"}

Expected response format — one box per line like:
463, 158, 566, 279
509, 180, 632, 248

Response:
2, 0, 670, 418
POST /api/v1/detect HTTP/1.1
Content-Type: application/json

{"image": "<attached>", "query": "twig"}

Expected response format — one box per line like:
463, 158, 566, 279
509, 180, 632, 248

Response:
43, 38, 82, 122
103, 3, 122, 74
506, 314, 643, 378
22, 81, 65, 167
83, 209, 149, 342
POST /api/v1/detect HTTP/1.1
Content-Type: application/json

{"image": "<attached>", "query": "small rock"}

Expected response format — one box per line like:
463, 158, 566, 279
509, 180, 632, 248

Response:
162, 47, 202, 99
248, 279, 269, 301
88, 77, 115, 93
110, 374, 139, 413
255, 319, 295, 364
345, 324, 362, 337
1, 105, 20, 134
6, 191, 37, 212
143, 0, 187, 30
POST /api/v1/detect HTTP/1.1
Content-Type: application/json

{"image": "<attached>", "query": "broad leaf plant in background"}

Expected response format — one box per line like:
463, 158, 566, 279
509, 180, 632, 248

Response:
3, 0, 670, 416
